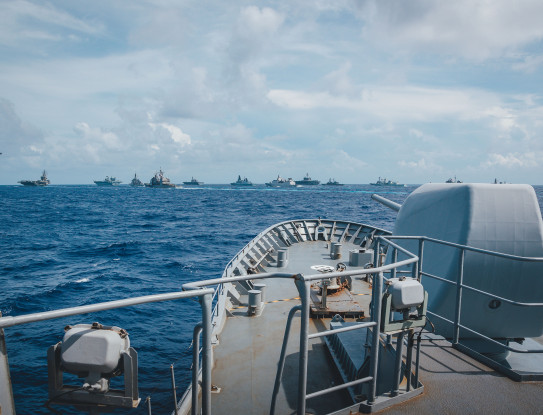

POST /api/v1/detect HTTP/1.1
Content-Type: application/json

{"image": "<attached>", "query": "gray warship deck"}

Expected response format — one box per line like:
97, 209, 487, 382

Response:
186, 218, 543, 414
210, 240, 370, 414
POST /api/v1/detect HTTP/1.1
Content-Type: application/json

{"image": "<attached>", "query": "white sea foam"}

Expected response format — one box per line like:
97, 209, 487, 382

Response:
76, 277, 89, 283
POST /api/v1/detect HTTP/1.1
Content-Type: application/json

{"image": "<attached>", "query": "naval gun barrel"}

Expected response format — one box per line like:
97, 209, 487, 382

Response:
371, 194, 401, 212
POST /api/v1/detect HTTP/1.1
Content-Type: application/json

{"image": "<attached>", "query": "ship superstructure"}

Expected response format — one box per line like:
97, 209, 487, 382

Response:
18, 170, 50, 186
145, 169, 175, 188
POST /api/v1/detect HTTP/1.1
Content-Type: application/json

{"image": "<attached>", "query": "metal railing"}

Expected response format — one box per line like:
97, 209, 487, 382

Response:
0, 289, 214, 415
180, 234, 420, 415
383, 235, 543, 353
0, 234, 419, 415
291, 236, 419, 415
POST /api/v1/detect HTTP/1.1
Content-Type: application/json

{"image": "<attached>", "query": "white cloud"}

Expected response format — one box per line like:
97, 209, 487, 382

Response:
148, 123, 191, 146
512, 55, 543, 73
0, 0, 104, 47
398, 158, 436, 170
267, 85, 498, 122
220, 6, 285, 103
483, 152, 538, 168
357, 0, 543, 60
2, 1, 543, 184
0, 98, 43, 155
238, 6, 285, 39
74, 122, 122, 150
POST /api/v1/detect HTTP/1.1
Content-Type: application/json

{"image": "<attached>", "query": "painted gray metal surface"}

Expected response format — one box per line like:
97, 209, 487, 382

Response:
393, 183, 543, 339
180, 219, 420, 414
0, 290, 214, 415
0, 313, 15, 415
187, 216, 543, 414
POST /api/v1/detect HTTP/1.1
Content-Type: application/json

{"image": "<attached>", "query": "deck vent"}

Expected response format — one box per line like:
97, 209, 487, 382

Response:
349, 249, 374, 267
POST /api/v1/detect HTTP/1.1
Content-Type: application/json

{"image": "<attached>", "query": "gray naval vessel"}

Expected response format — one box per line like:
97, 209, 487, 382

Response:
18, 170, 50, 186
1, 183, 543, 415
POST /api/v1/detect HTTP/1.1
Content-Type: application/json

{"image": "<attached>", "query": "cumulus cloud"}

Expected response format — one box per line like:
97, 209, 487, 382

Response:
398, 158, 437, 170
2, 1, 543, 184
267, 84, 498, 122
72, 122, 122, 163
483, 152, 538, 168
74, 122, 121, 149
0, 98, 43, 155
0, 0, 104, 47
357, 0, 543, 60
513, 55, 543, 73
148, 122, 191, 146
221, 6, 285, 103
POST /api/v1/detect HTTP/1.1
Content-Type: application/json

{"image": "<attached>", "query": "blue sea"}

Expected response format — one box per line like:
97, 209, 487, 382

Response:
1, 184, 541, 414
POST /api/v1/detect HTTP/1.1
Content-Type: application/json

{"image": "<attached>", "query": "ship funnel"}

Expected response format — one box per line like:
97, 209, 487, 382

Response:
371, 194, 401, 212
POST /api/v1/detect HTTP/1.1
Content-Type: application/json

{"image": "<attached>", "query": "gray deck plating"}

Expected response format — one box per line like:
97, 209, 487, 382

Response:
210, 240, 371, 414
197, 220, 543, 415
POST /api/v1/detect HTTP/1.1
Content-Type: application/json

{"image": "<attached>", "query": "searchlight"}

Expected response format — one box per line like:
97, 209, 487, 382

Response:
47, 322, 140, 411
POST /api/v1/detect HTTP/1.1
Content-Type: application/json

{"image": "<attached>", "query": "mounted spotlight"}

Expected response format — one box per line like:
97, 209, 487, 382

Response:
47, 322, 140, 411
381, 277, 428, 333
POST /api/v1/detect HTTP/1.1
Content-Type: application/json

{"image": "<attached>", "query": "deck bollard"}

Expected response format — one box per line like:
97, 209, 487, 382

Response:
248, 290, 262, 316
330, 242, 342, 259
253, 283, 267, 303
277, 249, 288, 267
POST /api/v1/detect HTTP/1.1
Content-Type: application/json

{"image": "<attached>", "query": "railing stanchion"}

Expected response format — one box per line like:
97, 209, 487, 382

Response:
405, 330, 414, 392
295, 276, 310, 415
171, 364, 179, 415
146, 396, 152, 415
0, 311, 15, 415
270, 305, 301, 415
453, 249, 465, 345
200, 293, 213, 415
418, 239, 424, 282
368, 272, 384, 405
414, 333, 421, 387
392, 331, 405, 396
392, 248, 398, 279
191, 323, 203, 415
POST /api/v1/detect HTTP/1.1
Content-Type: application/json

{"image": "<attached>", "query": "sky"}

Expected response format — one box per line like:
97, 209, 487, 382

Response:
1, 0, 543, 185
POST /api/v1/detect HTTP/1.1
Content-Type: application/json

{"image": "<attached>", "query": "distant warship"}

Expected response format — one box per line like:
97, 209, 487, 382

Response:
145, 169, 175, 188
18, 170, 50, 186
130, 173, 144, 187
295, 173, 320, 185
94, 176, 121, 186
323, 178, 343, 186
265, 175, 296, 187
231, 175, 253, 186
183, 177, 203, 186
370, 177, 405, 187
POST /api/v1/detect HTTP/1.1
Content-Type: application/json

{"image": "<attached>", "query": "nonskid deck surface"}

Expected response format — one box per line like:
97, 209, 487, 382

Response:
204, 225, 543, 414
385, 334, 543, 415
210, 240, 372, 414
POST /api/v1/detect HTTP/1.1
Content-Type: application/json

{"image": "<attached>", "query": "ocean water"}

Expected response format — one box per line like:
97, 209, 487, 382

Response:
1, 184, 541, 414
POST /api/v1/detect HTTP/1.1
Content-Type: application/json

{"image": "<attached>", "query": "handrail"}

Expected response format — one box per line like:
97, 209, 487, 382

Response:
1, 222, 417, 415
289, 234, 419, 415
0, 289, 215, 415
386, 235, 543, 262
307, 321, 376, 339
270, 305, 301, 415
383, 234, 543, 356
0, 290, 213, 329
